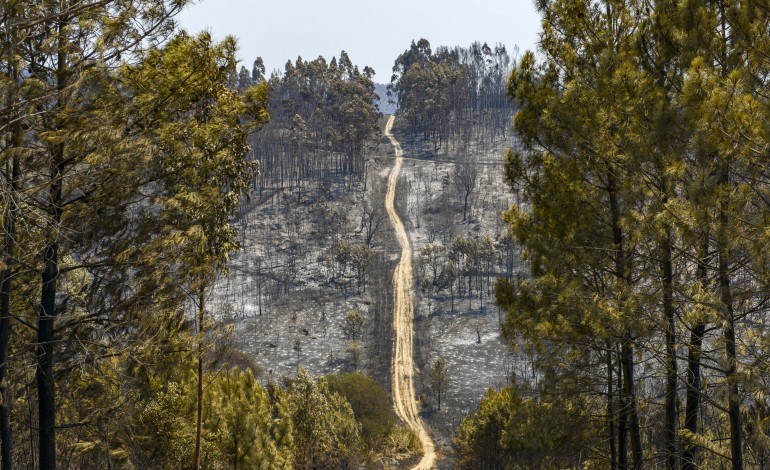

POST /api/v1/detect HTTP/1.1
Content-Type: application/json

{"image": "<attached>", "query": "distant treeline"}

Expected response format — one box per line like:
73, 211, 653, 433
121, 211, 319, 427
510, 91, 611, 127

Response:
238, 53, 382, 195
388, 39, 516, 149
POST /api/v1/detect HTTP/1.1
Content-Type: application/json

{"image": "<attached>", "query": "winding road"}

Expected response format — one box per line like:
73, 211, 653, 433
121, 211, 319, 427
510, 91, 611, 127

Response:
384, 115, 436, 469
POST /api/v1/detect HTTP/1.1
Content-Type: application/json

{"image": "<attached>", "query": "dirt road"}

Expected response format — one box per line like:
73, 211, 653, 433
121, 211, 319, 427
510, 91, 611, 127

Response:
384, 115, 436, 469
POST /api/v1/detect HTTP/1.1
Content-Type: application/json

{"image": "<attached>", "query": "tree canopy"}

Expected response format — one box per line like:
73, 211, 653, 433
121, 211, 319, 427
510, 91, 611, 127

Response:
482, 0, 770, 469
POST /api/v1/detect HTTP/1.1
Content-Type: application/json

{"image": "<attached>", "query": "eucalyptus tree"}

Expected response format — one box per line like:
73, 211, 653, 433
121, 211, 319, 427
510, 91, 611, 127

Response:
388, 38, 516, 148
250, 52, 380, 195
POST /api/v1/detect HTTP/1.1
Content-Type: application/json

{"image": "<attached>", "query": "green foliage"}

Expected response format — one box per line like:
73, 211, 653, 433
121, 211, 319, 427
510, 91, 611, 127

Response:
350, 243, 373, 290
286, 368, 362, 469
249, 51, 381, 192
454, 387, 512, 469
137, 382, 196, 469
121, 30, 268, 290
385, 426, 423, 459
454, 385, 595, 469
389, 39, 515, 148
204, 368, 293, 469
324, 372, 397, 450
341, 309, 367, 342
345, 341, 363, 370
419, 244, 446, 289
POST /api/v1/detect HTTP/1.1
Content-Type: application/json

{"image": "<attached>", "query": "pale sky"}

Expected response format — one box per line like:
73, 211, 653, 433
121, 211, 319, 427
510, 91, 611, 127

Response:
175, 0, 542, 83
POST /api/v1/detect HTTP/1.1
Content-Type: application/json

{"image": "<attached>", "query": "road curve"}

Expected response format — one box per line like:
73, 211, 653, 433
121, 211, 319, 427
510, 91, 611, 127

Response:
384, 115, 436, 469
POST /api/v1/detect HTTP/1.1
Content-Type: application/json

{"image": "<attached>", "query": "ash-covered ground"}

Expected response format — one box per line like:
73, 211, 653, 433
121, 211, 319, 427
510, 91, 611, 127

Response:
209, 116, 529, 466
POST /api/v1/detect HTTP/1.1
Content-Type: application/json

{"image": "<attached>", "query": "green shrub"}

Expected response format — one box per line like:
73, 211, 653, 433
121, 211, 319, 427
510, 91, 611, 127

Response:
324, 372, 396, 448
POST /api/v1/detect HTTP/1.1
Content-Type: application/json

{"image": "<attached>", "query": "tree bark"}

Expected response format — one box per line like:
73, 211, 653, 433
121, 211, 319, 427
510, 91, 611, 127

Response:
36, 11, 71, 467
717, 160, 742, 470
618, 352, 628, 470
622, 338, 643, 470
194, 287, 205, 470
662, 230, 678, 470
0, 153, 19, 470
683, 235, 708, 470
608, 167, 642, 469
38, 86, 65, 470
607, 347, 617, 470
37, 241, 59, 470
715, 4, 742, 467
1, 31, 21, 466
683, 322, 705, 470
720, 250, 742, 470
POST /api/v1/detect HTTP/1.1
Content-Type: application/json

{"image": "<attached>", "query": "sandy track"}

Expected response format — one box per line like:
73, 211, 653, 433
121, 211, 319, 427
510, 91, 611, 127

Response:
384, 115, 436, 469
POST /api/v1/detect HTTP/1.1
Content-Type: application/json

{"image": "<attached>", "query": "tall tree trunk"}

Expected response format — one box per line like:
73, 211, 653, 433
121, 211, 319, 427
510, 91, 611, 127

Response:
718, 160, 741, 470
720, 247, 741, 470
683, 234, 708, 470
662, 229, 678, 470
38, 110, 65, 470
38, 241, 59, 470
618, 352, 628, 470
608, 167, 643, 469
716, 157, 743, 470
715, 3, 742, 467
622, 338, 643, 470
0, 153, 19, 470
683, 323, 705, 469
194, 287, 205, 470
38, 142, 64, 470
607, 346, 618, 470
1, 31, 21, 466
36, 11, 71, 467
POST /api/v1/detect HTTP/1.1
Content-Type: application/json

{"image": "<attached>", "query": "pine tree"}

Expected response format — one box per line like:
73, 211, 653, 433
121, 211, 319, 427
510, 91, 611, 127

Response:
6, 3, 190, 468
286, 369, 362, 469
120, 31, 269, 470
502, 1, 770, 468
205, 368, 292, 469
502, 1, 650, 466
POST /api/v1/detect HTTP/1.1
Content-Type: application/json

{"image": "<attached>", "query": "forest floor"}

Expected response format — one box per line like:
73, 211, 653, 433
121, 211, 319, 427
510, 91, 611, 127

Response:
210, 114, 528, 468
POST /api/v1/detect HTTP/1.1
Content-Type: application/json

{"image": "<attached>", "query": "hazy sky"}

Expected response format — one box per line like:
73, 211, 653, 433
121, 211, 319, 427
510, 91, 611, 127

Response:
176, 0, 542, 83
